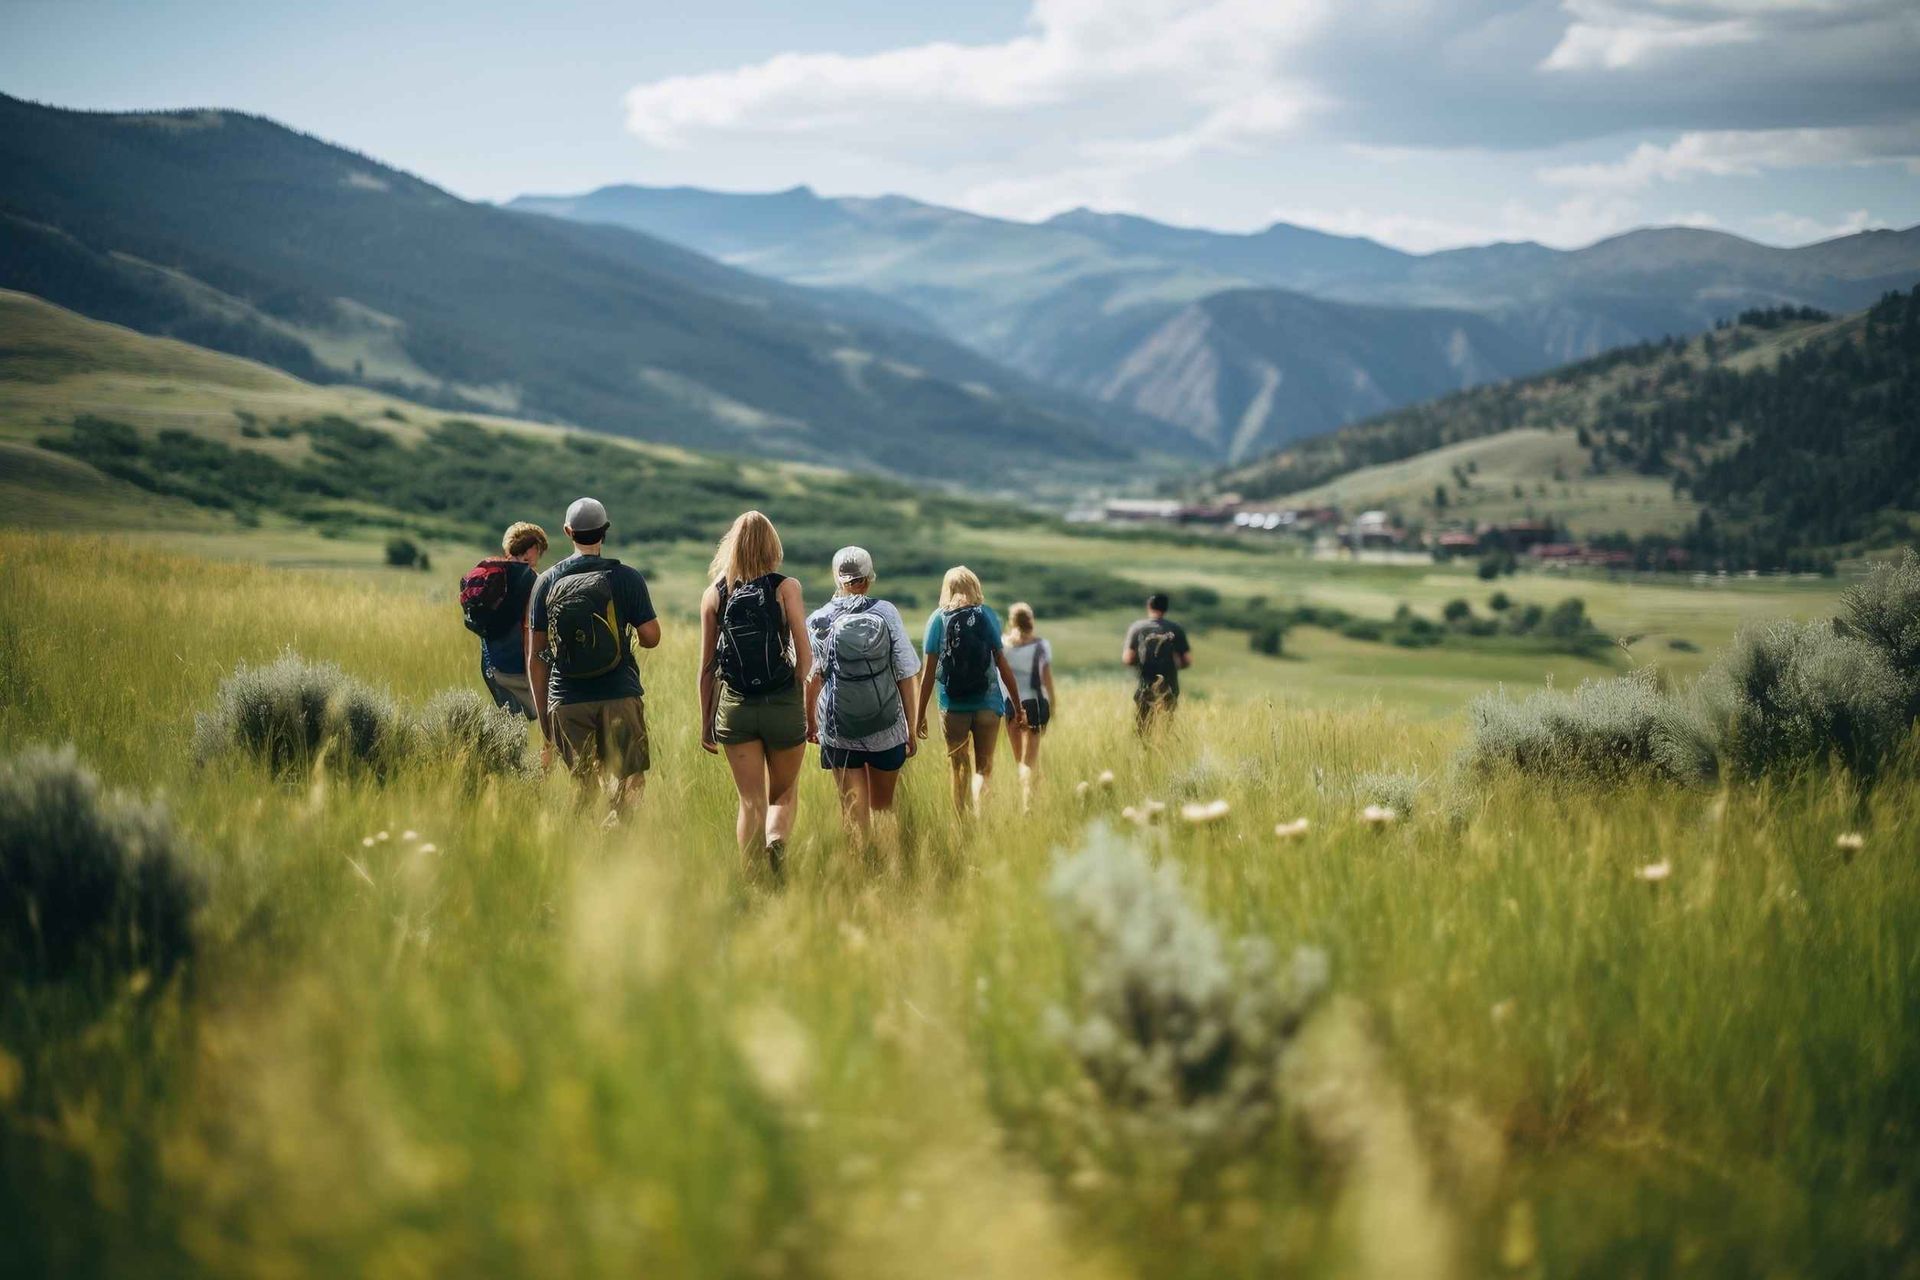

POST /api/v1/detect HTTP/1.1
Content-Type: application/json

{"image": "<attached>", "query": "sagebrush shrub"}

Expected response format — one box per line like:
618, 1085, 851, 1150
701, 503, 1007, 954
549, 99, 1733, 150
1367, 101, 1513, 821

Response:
415, 689, 534, 780
0, 746, 200, 983
1353, 769, 1422, 817
1696, 620, 1907, 781
1463, 668, 1716, 786
193, 652, 403, 775
1837, 549, 1920, 718
1044, 830, 1328, 1166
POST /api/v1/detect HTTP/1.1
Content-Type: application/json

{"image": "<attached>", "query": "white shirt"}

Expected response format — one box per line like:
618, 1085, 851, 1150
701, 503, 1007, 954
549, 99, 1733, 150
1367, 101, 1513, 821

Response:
806, 595, 922, 751
1004, 637, 1051, 700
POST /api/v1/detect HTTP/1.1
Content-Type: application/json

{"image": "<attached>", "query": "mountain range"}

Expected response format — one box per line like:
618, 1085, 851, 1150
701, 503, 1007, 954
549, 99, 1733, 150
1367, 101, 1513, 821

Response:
511, 184, 1920, 462
0, 94, 1171, 495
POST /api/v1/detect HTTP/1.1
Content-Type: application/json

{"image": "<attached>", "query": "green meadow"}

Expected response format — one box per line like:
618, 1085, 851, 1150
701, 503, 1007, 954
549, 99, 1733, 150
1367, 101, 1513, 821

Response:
4, 531, 1916, 1279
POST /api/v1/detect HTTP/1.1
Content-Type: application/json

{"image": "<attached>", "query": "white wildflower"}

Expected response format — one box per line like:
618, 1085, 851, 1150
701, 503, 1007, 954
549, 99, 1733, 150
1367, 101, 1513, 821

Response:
1180, 799, 1231, 825
1835, 832, 1865, 852
1274, 818, 1311, 840
1096, 770, 1116, 788
1361, 804, 1397, 827
1636, 860, 1672, 883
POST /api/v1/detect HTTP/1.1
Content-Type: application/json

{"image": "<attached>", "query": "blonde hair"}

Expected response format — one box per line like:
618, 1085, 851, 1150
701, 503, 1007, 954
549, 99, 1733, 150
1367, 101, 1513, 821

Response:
939, 565, 985, 610
1006, 601, 1037, 643
709, 510, 784, 586
502, 521, 548, 558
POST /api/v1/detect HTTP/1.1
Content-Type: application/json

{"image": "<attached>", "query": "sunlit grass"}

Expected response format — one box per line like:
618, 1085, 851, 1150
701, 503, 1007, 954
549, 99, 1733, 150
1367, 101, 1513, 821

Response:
1, 531, 1915, 1278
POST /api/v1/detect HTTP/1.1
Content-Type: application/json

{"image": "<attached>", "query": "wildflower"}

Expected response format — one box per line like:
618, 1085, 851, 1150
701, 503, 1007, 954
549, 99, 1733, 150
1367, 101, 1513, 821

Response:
1835, 832, 1865, 852
361, 835, 376, 848
417, 842, 439, 855
1074, 780, 1091, 799
1180, 799, 1231, 825
1361, 804, 1397, 827
1096, 770, 1116, 788
402, 829, 420, 842
1490, 998, 1516, 1025
1636, 860, 1671, 883
375, 830, 390, 842
1274, 818, 1311, 840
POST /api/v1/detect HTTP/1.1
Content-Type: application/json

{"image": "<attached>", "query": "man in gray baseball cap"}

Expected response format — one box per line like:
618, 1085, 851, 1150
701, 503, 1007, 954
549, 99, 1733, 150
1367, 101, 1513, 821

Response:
526, 497, 661, 816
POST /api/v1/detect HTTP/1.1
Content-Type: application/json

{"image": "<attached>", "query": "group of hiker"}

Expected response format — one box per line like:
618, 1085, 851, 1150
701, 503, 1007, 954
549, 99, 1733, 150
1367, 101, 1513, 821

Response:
460, 497, 1193, 874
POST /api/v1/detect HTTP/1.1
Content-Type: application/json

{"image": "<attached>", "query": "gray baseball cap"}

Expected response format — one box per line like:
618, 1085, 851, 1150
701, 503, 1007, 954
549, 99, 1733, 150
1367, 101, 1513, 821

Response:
565, 496, 609, 535
833, 545, 875, 584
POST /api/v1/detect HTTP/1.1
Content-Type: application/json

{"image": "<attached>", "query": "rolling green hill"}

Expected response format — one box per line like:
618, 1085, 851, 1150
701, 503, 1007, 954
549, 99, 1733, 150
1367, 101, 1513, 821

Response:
0, 95, 1166, 495
1216, 293, 1920, 567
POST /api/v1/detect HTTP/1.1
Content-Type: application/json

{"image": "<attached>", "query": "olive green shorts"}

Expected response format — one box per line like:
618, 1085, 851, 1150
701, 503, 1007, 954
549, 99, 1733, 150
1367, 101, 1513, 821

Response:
549, 696, 650, 780
713, 680, 806, 751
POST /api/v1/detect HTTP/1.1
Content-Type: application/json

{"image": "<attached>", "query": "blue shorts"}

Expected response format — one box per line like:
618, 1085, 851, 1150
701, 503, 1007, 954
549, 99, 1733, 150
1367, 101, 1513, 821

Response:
819, 742, 908, 772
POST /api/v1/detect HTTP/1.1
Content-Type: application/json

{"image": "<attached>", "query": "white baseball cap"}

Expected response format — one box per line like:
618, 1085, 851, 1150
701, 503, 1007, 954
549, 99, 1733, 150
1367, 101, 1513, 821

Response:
833, 545, 875, 584
565, 496, 609, 536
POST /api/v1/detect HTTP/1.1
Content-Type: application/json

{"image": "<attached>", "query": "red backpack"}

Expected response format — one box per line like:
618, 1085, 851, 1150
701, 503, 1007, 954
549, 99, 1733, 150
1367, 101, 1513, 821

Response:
459, 559, 519, 637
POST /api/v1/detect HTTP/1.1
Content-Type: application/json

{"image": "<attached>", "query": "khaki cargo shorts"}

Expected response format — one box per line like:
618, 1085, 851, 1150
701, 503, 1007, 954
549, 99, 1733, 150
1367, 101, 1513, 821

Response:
713, 679, 806, 751
549, 696, 650, 781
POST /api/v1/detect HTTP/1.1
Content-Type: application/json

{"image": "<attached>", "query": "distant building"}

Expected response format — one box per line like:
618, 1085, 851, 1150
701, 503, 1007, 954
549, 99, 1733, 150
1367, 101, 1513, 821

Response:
1103, 498, 1184, 522
1432, 530, 1481, 559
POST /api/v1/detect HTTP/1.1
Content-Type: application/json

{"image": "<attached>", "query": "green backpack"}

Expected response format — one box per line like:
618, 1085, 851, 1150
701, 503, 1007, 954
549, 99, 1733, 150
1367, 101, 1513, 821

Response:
545, 561, 626, 678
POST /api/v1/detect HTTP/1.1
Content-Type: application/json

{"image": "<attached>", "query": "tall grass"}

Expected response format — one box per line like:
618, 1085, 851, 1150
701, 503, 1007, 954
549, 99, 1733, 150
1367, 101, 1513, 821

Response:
1, 532, 1916, 1279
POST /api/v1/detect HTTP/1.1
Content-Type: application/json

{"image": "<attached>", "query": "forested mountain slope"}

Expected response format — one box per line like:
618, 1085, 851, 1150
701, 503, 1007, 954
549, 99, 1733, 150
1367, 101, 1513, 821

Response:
0, 95, 1160, 493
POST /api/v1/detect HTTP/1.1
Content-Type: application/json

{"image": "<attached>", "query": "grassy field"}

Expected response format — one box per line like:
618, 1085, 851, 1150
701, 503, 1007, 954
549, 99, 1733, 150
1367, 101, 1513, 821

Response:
3, 532, 1916, 1279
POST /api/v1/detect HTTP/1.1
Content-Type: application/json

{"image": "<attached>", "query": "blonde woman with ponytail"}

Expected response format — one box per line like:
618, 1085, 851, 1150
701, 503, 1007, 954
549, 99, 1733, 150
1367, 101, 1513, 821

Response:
698, 511, 812, 879
1002, 602, 1055, 812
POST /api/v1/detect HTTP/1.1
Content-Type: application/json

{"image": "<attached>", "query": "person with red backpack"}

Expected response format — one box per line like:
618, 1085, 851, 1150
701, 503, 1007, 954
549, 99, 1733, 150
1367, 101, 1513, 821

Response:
460, 522, 547, 718
697, 511, 813, 879
526, 498, 661, 817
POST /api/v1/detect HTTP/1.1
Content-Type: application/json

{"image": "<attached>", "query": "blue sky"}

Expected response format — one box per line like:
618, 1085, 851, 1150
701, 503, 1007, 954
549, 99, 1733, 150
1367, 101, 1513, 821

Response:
6, 0, 1918, 251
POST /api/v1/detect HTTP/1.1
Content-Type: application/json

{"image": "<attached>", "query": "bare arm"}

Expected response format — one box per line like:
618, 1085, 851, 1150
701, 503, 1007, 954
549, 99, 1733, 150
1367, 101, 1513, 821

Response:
805, 670, 823, 744
994, 649, 1027, 729
1042, 650, 1057, 706
914, 648, 937, 738
527, 629, 552, 741
634, 617, 662, 650
697, 586, 719, 753
780, 579, 813, 684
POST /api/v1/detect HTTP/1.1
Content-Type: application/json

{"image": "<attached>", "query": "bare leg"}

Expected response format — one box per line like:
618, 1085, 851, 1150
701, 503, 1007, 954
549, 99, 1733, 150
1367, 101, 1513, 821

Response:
765, 744, 806, 844
723, 741, 770, 855
835, 767, 872, 839
969, 713, 1002, 813
865, 766, 903, 860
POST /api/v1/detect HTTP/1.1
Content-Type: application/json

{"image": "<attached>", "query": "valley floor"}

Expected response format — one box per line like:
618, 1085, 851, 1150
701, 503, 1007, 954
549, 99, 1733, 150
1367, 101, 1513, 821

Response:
3, 534, 1916, 1278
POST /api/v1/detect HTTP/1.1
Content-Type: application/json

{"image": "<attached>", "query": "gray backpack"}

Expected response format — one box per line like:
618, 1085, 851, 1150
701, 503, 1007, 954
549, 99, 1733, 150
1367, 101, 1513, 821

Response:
826, 600, 900, 739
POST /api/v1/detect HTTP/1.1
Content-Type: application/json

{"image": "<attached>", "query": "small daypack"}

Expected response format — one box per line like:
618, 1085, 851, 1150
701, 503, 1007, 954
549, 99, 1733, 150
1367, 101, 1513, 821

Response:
826, 600, 900, 739
715, 573, 794, 694
545, 560, 626, 678
1136, 625, 1181, 688
459, 558, 519, 638
939, 605, 994, 699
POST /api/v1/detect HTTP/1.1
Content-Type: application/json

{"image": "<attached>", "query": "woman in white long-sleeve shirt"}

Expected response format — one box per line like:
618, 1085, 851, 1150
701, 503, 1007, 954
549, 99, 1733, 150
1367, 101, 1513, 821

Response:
804, 545, 921, 846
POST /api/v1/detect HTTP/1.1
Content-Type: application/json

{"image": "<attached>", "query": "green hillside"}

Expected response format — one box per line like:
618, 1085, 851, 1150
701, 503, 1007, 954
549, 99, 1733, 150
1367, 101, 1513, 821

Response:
1217, 293, 1920, 566
0, 95, 1162, 495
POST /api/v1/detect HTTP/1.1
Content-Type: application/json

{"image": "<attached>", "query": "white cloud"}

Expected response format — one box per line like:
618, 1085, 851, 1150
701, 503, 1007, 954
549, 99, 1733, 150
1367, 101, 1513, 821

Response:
1541, 123, 1920, 190
1542, 0, 1763, 71
1266, 193, 1660, 253
1748, 208, 1879, 243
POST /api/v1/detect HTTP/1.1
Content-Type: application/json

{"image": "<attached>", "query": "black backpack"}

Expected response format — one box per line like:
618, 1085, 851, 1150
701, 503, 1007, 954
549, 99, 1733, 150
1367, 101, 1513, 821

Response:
1137, 624, 1181, 687
459, 558, 519, 638
939, 605, 995, 699
714, 573, 795, 694
545, 560, 626, 678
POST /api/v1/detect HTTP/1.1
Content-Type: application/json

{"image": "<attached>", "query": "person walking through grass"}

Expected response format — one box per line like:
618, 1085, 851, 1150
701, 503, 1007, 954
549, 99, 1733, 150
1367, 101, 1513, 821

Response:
1123, 592, 1191, 733
461, 521, 547, 719
1002, 601, 1055, 812
526, 497, 660, 818
698, 511, 812, 879
805, 546, 920, 849
916, 566, 1025, 817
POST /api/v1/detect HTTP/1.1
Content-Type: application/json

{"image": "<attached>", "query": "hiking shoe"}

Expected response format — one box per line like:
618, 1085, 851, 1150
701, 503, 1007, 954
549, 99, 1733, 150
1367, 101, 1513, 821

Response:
766, 838, 787, 883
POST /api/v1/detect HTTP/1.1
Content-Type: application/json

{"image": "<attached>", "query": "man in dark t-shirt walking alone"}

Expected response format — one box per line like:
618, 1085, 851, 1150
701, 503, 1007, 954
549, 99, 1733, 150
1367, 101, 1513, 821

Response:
1122, 593, 1192, 732
527, 497, 660, 815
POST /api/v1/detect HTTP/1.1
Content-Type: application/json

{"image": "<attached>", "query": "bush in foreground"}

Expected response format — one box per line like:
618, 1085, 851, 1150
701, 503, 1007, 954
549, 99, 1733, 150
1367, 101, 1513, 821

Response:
0, 746, 201, 983
1463, 669, 1716, 787
1043, 831, 1328, 1171
1697, 620, 1907, 782
414, 688, 534, 781
1837, 549, 1920, 718
193, 652, 404, 776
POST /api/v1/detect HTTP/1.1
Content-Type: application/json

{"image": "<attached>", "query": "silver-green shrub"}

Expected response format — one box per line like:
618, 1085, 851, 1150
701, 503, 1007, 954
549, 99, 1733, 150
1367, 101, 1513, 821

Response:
1837, 549, 1920, 719
1353, 769, 1422, 817
1463, 668, 1716, 786
0, 746, 201, 983
1044, 830, 1328, 1166
1696, 620, 1907, 780
193, 652, 404, 776
414, 688, 534, 781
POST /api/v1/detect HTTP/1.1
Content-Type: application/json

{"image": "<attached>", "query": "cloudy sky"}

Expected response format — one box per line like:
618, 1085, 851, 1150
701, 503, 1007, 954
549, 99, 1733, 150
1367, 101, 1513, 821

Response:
7, 0, 1918, 251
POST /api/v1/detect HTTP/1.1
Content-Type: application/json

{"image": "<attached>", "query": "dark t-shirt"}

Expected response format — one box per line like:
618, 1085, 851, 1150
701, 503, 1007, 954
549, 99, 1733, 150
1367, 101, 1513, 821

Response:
1125, 616, 1190, 695
480, 560, 539, 676
528, 553, 657, 705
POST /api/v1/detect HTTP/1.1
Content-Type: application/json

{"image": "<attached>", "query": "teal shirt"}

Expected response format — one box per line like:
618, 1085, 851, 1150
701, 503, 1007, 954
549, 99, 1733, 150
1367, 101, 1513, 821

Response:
923, 605, 1008, 715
